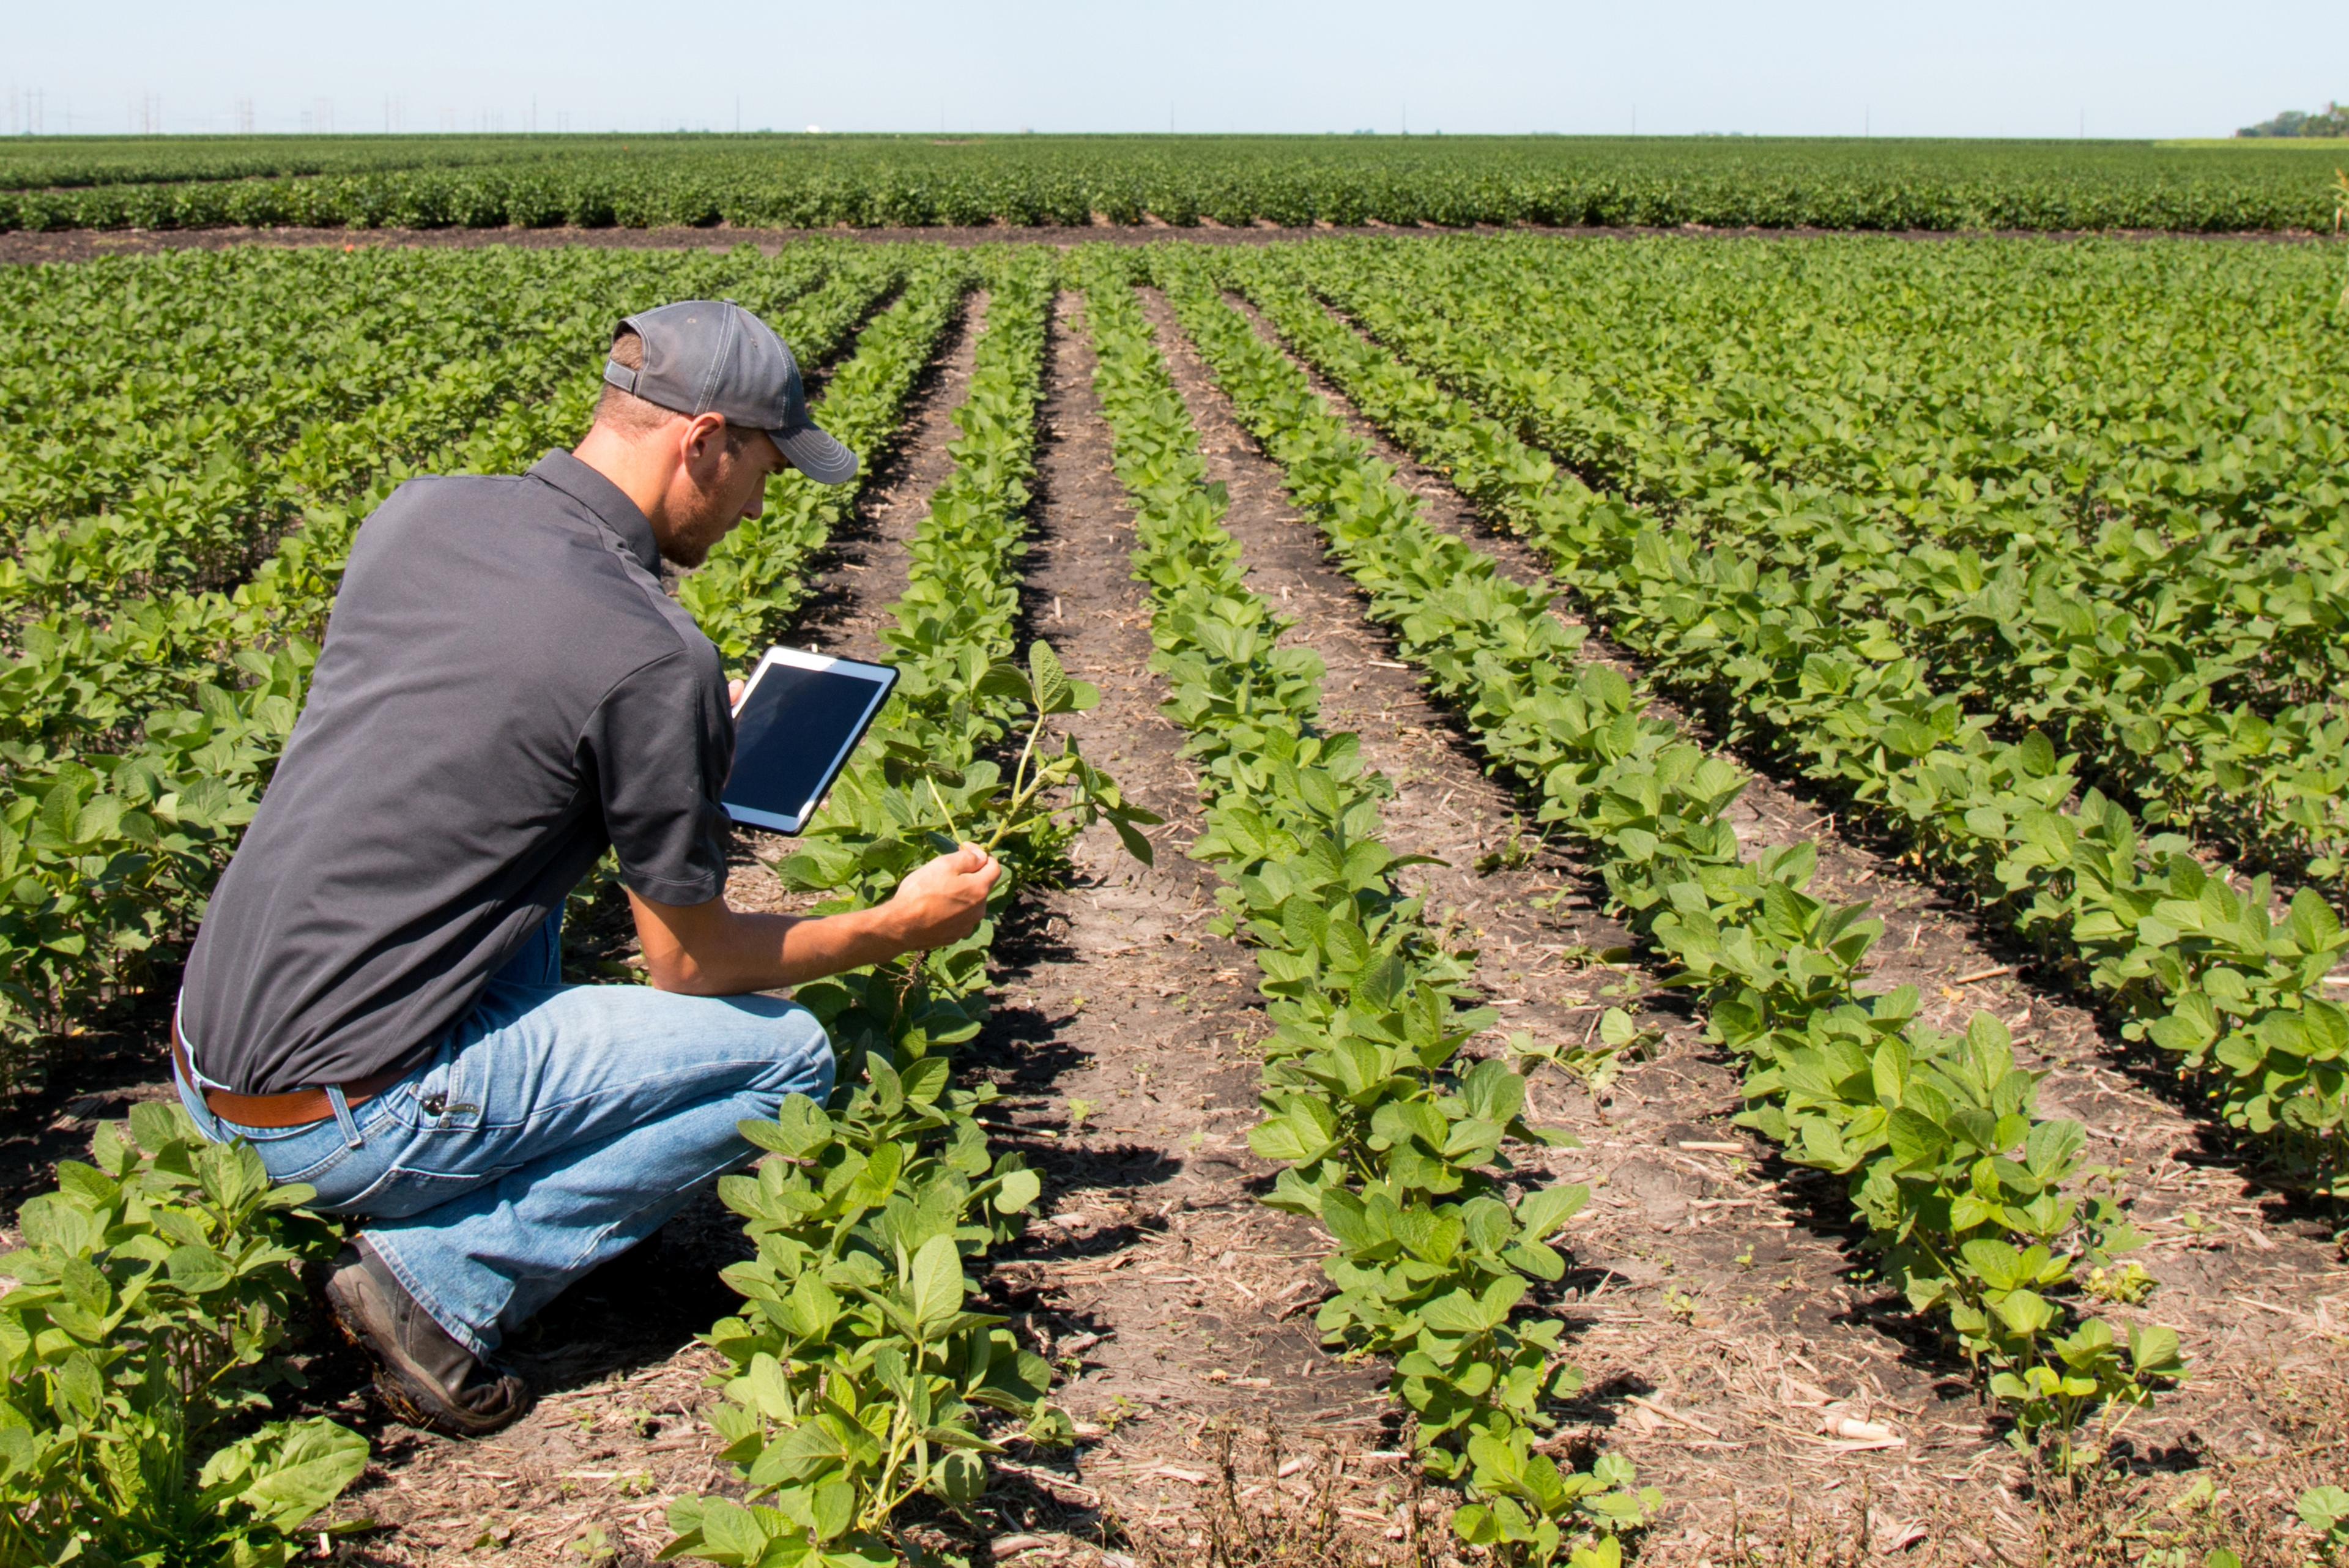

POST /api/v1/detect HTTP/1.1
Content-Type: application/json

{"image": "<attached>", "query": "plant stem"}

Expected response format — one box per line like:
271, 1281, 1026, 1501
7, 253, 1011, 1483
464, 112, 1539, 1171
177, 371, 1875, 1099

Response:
926, 776, 960, 842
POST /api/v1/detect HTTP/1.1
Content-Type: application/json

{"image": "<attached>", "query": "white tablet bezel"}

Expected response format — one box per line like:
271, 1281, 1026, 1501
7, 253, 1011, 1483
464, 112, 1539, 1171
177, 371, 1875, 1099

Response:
722, 645, 898, 834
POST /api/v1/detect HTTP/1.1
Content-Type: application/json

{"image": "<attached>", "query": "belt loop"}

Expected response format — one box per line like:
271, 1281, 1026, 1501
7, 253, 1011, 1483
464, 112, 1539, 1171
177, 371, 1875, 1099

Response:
326, 1083, 364, 1150
169, 1047, 225, 1145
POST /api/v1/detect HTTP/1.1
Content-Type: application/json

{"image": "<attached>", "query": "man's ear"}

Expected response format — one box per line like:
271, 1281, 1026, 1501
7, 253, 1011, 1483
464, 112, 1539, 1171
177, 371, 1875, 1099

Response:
677, 412, 730, 472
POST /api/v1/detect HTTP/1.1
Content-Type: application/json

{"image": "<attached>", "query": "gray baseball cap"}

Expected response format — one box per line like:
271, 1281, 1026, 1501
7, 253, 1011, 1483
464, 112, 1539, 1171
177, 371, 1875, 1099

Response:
602, 299, 858, 485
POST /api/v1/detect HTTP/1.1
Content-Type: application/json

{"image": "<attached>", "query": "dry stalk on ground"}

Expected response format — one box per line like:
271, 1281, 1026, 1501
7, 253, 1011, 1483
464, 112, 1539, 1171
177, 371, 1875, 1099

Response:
1121, 1427, 1428, 1568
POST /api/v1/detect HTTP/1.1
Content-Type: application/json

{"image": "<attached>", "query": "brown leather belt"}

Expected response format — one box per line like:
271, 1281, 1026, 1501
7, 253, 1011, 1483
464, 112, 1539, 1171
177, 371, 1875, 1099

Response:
171, 1019, 412, 1129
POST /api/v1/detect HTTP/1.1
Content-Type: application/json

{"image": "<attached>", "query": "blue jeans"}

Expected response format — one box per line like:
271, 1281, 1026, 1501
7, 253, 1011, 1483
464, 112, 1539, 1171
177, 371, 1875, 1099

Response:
174, 911, 834, 1359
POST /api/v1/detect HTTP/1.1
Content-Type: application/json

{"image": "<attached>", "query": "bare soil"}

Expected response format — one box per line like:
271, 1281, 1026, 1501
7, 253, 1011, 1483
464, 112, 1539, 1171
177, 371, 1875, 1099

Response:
1127, 284, 2349, 1559
935, 297, 1401, 1545
6, 256, 2347, 1568
786, 288, 988, 665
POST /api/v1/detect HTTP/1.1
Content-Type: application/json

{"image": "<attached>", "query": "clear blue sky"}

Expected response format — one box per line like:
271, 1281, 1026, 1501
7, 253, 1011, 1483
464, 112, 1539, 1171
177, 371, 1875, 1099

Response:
7, 0, 2342, 139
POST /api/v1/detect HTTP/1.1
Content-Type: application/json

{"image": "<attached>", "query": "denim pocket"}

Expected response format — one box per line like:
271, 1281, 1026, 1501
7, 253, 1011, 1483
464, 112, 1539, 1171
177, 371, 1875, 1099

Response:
384, 1048, 487, 1134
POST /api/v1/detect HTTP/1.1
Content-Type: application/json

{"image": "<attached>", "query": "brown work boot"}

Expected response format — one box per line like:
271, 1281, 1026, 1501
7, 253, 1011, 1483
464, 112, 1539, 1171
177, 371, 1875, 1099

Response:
324, 1238, 531, 1438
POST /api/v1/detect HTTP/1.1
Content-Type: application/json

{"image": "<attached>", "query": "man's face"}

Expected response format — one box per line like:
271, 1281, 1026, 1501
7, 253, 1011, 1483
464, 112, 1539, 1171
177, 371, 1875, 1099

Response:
655, 422, 789, 570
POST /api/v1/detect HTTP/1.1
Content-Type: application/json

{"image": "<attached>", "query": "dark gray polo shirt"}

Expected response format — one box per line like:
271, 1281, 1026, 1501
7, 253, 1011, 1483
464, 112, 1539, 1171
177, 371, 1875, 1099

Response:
180, 450, 734, 1096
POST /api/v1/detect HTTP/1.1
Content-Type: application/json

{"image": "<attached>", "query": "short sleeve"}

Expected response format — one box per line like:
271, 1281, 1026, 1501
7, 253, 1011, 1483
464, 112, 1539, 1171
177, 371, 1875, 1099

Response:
578, 649, 735, 905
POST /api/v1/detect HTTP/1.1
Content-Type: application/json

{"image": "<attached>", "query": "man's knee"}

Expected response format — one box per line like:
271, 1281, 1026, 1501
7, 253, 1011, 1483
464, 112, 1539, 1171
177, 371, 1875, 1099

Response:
732, 997, 835, 1110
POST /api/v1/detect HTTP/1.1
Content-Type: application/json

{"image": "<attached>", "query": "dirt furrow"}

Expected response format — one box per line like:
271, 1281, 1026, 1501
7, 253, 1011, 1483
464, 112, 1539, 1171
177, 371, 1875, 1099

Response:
1193, 286, 2349, 1550
779, 289, 988, 667
958, 294, 1397, 1548
1133, 285, 2071, 1537
332, 291, 999, 1564
1233, 288, 2347, 1297
1136, 288, 1625, 1066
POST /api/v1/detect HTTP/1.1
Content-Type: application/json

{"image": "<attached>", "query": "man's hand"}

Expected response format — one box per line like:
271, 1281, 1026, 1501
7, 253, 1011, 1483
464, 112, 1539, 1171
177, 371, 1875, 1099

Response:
880, 843, 1003, 951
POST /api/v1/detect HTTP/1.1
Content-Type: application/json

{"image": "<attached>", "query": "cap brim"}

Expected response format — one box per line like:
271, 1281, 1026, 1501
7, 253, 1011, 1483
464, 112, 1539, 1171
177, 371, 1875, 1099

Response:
769, 423, 859, 485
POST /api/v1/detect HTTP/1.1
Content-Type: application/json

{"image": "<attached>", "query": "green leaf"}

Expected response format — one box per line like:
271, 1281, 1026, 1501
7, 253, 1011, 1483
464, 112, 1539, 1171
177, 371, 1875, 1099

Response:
1960, 1237, 2024, 1291
198, 1418, 369, 1531
1512, 1182, 1589, 1241
2298, 1485, 2349, 1535
1885, 1108, 1951, 1172
975, 661, 1031, 704
165, 1242, 234, 1297
1027, 639, 1073, 714
743, 1096, 835, 1159
1111, 814, 1156, 866
1993, 1288, 2056, 1336
2129, 1322, 2184, 1378
992, 1167, 1042, 1215
907, 1233, 965, 1336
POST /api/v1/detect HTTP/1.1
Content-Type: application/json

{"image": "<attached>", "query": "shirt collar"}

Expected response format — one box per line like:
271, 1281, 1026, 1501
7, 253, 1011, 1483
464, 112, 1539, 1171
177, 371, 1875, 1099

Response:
528, 449, 660, 574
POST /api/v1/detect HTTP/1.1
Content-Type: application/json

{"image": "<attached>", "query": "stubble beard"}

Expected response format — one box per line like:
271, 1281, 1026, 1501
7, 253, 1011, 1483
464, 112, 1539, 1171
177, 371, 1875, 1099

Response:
659, 535, 713, 571
656, 502, 737, 571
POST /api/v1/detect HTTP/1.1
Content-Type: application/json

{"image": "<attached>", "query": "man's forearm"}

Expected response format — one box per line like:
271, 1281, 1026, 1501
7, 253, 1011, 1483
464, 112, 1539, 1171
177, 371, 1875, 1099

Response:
629, 893, 909, 996
626, 846, 1001, 997
721, 905, 909, 993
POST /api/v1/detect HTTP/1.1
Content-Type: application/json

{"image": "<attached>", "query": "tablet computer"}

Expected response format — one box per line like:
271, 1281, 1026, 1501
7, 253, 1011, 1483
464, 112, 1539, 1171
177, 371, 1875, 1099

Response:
722, 646, 899, 834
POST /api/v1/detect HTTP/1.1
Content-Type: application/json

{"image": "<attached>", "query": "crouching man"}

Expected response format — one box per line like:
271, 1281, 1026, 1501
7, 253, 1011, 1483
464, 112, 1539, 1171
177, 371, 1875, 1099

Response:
172, 300, 1000, 1438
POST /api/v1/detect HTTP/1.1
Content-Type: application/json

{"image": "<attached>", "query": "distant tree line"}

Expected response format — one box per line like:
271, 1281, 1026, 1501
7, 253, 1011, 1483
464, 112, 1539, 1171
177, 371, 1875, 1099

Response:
2238, 102, 2349, 138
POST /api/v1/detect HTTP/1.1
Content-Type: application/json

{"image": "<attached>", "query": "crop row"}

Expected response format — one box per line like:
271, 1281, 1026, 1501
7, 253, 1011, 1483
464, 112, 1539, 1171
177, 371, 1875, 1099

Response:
0, 250, 1053, 1568
1358, 238, 2349, 565
1303, 239, 2349, 902
1222, 247, 2349, 1198
1, 252, 888, 768
1148, 249, 2183, 1468
0, 133, 543, 191
0, 1102, 367, 1563
4, 135, 2345, 233
0, 249, 1145, 1568
665, 252, 1156, 1566
1, 250, 842, 624
0, 253, 959, 1089
0, 248, 563, 532
1077, 253, 1659, 1565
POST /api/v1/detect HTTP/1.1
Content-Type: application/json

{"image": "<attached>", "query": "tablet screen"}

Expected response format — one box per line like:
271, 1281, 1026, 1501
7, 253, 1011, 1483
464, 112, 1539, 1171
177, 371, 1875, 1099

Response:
722, 648, 897, 833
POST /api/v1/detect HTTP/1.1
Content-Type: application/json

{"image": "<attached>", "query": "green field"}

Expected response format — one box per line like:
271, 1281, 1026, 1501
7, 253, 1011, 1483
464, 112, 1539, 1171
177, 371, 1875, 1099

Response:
6, 231, 2348, 1562
4, 133, 2348, 232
